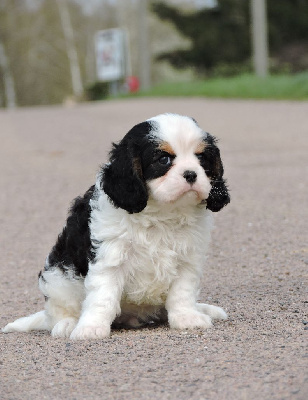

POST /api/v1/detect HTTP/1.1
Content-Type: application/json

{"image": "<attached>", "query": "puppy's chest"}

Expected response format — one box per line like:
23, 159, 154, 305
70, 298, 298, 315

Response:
122, 216, 200, 305
127, 214, 198, 260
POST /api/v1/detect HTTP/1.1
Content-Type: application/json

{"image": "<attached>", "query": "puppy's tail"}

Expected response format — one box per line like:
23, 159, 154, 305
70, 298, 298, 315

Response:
2, 310, 51, 333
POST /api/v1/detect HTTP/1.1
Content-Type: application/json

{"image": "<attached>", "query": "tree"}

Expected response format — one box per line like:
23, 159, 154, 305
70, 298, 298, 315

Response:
0, 40, 16, 107
0, 0, 18, 107
151, 0, 250, 76
0, 0, 123, 107
151, 0, 308, 75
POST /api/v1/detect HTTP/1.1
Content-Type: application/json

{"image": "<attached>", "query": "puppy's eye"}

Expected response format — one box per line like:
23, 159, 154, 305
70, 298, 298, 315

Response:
159, 155, 172, 165
196, 153, 204, 161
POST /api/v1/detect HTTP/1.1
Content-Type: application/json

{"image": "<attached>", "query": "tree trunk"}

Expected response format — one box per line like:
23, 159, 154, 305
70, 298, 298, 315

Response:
0, 41, 16, 108
56, 0, 83, 97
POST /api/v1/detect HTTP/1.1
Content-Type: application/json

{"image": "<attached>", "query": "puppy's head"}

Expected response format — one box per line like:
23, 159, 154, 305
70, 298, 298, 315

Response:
102, 114, 230, 213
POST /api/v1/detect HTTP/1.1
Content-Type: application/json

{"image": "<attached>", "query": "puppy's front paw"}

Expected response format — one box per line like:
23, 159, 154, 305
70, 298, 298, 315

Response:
196, 303, 228, 320
70, 324, 110, 340
168, 310, 212, 330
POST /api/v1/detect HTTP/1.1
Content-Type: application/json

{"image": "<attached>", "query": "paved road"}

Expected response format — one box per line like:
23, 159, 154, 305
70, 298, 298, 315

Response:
1, 98, 307, 400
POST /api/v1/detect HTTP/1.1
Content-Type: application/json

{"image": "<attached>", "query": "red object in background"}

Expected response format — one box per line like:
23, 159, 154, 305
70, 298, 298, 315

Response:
126, 76, 140, 93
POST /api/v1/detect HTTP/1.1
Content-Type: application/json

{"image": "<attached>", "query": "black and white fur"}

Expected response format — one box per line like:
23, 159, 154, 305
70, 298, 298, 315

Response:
3, 114, 230, 340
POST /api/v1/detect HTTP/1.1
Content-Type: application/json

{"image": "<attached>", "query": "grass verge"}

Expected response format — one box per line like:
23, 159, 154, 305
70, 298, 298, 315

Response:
133, 73, 308, 100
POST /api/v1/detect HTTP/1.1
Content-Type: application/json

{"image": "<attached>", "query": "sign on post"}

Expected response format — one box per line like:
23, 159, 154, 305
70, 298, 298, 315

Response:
95, 29, 126, 82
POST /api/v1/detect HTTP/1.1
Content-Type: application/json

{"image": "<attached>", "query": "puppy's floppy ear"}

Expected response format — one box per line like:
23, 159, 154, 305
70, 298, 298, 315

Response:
205, 135, 230, 212
206, 178, 230, 212
102, 122, 151, 214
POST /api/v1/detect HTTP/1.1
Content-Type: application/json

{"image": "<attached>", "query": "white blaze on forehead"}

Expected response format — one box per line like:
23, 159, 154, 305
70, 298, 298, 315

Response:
147, 114, 206, 153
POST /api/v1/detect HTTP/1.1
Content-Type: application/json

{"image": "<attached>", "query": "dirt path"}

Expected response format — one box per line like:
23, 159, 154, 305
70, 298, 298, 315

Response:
1, 98, 307, 400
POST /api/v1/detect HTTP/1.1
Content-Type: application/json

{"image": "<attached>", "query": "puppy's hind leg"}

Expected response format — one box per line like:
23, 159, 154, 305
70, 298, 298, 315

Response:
50, 316, 78, 338
48, 300, 79, 338
2, 310, 52, 333
196, 303, 228, 320
39, 268, 85, 338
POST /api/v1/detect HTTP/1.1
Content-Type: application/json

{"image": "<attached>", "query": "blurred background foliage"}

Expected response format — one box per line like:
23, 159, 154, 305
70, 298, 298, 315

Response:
152, 0, 308, 76
0, 0, 308, 107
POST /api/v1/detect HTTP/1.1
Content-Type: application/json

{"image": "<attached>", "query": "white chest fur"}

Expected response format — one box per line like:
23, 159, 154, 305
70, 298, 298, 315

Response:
89, 189, 213, 306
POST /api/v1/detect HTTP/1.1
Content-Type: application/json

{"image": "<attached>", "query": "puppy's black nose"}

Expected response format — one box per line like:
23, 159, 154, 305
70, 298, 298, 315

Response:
183, 170, 197, 184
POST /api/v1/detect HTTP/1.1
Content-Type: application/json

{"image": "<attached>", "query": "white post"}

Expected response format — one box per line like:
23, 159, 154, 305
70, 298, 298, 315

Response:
251, 0, 269, 77
138, 0, 151, 90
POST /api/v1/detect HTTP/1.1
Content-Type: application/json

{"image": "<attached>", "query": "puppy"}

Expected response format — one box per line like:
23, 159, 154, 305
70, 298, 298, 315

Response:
2, 113, 230, 340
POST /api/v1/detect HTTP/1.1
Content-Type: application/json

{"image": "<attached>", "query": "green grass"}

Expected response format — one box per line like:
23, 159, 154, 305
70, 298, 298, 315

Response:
134, 73, 308, 100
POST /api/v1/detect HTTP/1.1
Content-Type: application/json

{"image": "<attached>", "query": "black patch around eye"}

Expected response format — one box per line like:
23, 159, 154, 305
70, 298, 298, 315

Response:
142, 149, 175, 181
197, 134, 224, 180
196, 152, 211, 175
196, 153, 205, 162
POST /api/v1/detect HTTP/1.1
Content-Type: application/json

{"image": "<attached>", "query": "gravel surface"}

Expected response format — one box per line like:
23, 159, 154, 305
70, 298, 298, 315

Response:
0, 98, 307, 400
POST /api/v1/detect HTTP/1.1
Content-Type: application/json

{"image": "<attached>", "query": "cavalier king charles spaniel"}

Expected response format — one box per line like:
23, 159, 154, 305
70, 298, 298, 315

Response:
3, 113, 230, 339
